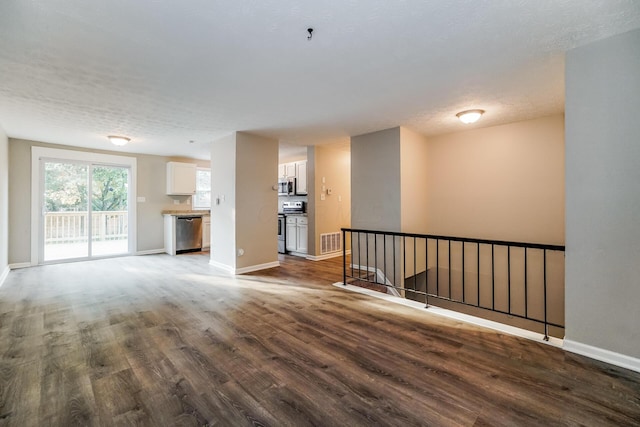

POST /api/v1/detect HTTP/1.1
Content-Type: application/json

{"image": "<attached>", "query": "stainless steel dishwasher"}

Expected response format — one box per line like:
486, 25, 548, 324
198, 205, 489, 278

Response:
175, 216, 202, 253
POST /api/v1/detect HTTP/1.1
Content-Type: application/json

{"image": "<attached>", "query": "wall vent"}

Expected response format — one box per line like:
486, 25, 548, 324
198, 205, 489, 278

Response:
320, 232, 342, 254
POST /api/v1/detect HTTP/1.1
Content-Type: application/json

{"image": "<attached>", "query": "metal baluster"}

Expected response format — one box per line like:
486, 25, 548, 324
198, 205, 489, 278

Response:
448, 239, 452, 299
374, 233, 378, 285
413, 237, 417, 301
342, 229, 346, 286
508, 246, 511, 315
462, 241, 465, 303
402, 236, 406, 295
491, 244, 495, 310
543, 249, 549, 341
425, 237, 429, 308
436, 239, 439, 297
524, 247, 528, 318
477, 243, 480, 307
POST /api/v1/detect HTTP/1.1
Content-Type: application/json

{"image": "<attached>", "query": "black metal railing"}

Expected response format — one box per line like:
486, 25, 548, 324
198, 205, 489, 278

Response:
342, 228, 565, 340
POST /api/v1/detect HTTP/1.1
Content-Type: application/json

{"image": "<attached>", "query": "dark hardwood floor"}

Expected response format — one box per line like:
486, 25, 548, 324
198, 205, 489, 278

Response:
1, 252, 639, 426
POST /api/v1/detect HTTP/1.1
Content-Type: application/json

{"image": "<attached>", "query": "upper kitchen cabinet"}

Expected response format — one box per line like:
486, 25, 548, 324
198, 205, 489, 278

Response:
295, 161, 307, 195
285, 163, 296, 178
278, 160, 307, 195
167, 162, 196, 195
278, 163, 296, 178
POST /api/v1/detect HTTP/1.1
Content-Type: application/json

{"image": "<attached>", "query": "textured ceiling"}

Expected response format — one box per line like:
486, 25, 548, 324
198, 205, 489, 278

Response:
1, 1, 640, 159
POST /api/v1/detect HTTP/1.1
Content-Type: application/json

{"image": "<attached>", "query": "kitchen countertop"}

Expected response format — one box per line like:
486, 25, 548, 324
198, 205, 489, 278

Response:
162, 210, 210, 216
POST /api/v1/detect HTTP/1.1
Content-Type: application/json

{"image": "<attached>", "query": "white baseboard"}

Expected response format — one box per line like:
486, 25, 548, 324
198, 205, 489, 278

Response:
209, 259, 234, 273
209, 260, 280, 275
564, 340, 640, 374
136, 249, 166, 256
306, 250, 351, 261
9, 262, 32, 269
333, 282, 564, 348
0, 266, 9, 288
235, 261, 280, 274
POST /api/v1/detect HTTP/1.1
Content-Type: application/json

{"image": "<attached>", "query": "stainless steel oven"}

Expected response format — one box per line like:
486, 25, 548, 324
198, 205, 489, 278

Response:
277, 214, 286, 253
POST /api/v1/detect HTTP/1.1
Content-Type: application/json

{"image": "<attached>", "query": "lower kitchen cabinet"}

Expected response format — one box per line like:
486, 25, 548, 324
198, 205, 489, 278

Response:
296, 218, 308, 253
285, 216, 307, 255
202, 215, 211, 249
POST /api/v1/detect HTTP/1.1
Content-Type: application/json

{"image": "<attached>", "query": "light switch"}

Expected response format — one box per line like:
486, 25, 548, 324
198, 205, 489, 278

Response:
320, 193, 325, 201
136, 196, 146, 203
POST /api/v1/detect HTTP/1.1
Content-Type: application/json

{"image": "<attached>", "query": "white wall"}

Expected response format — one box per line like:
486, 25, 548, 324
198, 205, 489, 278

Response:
565, 28, 640, 360
210, 133, 237, 269
0, 124, 8, 283
426, 115, 565, 245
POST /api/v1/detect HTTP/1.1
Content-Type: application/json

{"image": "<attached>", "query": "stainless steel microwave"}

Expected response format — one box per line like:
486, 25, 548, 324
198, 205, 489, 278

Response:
278, 178, 295, 196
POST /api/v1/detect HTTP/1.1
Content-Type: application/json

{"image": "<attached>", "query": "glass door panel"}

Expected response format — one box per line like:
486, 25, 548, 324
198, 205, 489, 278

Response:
91, 165, 129, 256
43, 161, 89, 261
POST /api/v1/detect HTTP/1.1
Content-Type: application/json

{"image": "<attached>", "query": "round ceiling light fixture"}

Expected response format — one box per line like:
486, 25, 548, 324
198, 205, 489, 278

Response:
456, 109, 485, 124
108, 135, 131, 146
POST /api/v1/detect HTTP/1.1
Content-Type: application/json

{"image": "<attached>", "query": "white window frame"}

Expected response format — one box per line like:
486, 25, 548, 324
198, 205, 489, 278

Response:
193, 167, 211, 210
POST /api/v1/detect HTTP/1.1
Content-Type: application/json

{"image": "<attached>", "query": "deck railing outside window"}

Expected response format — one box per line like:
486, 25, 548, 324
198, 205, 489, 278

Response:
342, 228, 565, 340
45, 211, 128, 244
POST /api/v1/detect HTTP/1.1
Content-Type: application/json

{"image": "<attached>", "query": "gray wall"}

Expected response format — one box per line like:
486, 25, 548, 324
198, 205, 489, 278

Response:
351, 127, 402, 231
235, 132, 279, 269
0, 124, 8, 277
565, 28, 640, 358
8, 138, 209, 263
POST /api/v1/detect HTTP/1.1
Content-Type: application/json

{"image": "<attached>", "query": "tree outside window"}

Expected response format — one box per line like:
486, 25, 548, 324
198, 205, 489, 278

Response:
194, 168, 211, 209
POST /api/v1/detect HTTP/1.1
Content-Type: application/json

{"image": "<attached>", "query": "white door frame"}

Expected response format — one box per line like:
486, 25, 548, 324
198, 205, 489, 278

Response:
31, 146, 137, 265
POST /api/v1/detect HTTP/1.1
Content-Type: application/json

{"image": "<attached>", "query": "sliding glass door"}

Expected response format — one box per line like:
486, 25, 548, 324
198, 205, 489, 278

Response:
91, 165, 129, 257
42, 160, 130, 262
43, 161, 90, 261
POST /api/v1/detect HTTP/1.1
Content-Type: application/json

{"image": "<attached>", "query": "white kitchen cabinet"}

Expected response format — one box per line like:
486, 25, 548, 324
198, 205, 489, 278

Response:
296, 216, 308, 253
285, 162, 296, 178
278, 164, 287, 178
166, 162, 196, 195
295, 161, 307, 195
285, 216, 307, 255
202, 215, 211, 249
286, 217, 297, 252
164, 214, 177, 255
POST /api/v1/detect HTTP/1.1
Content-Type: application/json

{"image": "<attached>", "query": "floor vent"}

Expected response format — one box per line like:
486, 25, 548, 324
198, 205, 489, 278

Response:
320, 232, 342, 254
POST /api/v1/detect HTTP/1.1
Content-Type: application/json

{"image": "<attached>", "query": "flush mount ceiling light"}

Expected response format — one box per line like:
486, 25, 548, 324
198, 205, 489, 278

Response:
456, 109, 485, 124
108, 135, 130, 146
